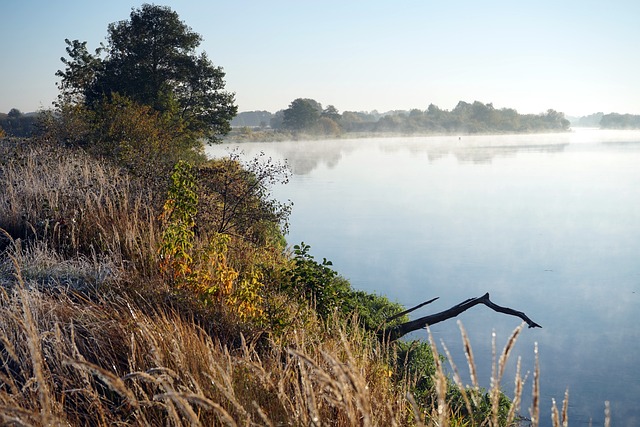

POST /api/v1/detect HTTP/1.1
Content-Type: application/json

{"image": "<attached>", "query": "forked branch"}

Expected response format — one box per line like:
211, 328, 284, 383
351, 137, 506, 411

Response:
381, 292, 541, 342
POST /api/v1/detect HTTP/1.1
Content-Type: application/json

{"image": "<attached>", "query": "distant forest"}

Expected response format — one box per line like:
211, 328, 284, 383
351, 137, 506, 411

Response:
231, 100, 572, 138
566, 112, 640, 129
0, 109, 40, 137
3, 102, 640, 140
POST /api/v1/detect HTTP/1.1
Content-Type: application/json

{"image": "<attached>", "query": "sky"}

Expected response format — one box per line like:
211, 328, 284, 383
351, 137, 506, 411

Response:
2, 0, 639, 117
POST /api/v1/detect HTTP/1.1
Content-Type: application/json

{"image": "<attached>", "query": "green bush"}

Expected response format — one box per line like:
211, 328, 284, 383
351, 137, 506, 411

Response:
42, 94, 205, 182
286, 242, 349, 319
286, 242, 407, 331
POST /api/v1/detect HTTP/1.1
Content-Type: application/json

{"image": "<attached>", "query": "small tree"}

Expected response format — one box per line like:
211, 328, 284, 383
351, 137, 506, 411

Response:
321, 105, 341, 122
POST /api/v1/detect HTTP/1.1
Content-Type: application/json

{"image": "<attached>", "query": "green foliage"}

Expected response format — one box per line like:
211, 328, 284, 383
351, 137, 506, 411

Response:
395, 340, 514, 426
56, 39, 104, 104
286, 242, 407, 330
47, 4, 238, 182
39, 102, 95, 147
56, 3, 237, 143
0, 109, 40, 137
276, 99, 342, 136
321, 105, 341, 122
573, 112, 603, 127
446, 386, 514, 427
371, 101, 570, 134
230, 98, 571, 142
230, 110, 273, 128
287, 242, 349, 319
395, 340, 439, 402
92, 94, 204, 175
159, 161, 198, 282
342, 290, 407, 331
159, 160, 268, 321
43, 94, 204, 181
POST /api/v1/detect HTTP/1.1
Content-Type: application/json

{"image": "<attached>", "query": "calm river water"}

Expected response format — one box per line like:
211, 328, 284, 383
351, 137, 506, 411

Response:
207, 129, 640, 426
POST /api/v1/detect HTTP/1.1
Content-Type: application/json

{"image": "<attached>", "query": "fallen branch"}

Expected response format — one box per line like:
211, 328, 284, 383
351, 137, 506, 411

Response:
380, 292, 541, 342
384, 296, 439, 323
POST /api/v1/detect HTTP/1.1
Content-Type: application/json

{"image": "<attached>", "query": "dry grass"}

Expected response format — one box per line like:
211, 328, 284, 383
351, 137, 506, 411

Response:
0, 139, 161, 275
0, 254, 611, 426
0, 251, 407, 426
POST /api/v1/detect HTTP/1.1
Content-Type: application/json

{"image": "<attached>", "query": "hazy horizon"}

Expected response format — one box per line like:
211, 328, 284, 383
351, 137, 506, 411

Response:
3, 1, 639, 117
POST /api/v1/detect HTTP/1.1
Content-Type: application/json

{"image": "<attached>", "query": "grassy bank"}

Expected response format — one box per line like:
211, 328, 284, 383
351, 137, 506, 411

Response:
0, 137, 583, 426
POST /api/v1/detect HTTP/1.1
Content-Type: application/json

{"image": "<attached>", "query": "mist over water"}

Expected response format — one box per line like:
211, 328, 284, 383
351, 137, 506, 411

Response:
207, 129, 640, 426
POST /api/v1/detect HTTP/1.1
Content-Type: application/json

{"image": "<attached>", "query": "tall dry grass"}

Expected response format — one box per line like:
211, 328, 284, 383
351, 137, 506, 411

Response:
0, 139, 161, 276
0, 243, 408, 426
0, 243, 612, 426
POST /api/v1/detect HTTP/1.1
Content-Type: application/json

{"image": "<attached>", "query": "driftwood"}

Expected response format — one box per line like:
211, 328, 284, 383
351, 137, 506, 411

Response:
380, 292, 541, 342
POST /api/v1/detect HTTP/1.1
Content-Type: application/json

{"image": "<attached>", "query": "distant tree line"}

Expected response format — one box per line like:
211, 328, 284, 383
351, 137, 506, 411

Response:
0, 109, 40, 137
567, 112, 640, 129
599, 113, 640, 129
569, 112, 603, 127
230, 99, 571, 138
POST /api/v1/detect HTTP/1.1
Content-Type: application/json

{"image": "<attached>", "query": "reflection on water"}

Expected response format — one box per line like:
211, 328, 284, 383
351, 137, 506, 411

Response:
211, 135, 573, 174
207, 129, 640, 426
212, 129, 640, 175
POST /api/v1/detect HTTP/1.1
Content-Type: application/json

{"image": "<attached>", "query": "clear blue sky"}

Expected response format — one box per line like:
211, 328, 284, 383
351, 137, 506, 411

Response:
2, 0, 639, 116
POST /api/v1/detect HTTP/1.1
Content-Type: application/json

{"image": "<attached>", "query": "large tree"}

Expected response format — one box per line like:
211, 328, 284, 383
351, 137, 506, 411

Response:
282, 98, 322, 131
56, 3, 237, 142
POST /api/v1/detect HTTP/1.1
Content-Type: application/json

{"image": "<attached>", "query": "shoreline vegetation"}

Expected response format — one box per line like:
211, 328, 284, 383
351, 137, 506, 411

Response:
1, 135, 532, 426
0, 134, 611, 426
225, 99, 572, 143
0, 3, 613, 425
221, 100, 640, 143
6, 103, 640, 144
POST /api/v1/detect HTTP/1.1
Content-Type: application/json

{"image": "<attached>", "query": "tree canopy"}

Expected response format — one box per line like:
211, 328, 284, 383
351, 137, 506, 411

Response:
282, 98, 322, 131
56, 3, 237, 143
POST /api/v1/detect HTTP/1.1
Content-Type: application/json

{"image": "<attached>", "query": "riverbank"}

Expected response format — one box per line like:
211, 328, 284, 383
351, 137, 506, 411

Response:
0, 136, 598, 426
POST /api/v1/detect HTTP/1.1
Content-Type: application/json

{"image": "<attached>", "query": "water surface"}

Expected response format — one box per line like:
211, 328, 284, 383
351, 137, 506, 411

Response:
207, 129, 640, 426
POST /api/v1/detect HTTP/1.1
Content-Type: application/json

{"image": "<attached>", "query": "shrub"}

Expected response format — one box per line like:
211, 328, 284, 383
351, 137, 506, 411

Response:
159, 161, 265, 321
196, 151, 291, 246
286, 242, 407, 332
41, 94, 206, 181
286, 242, 350, 319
